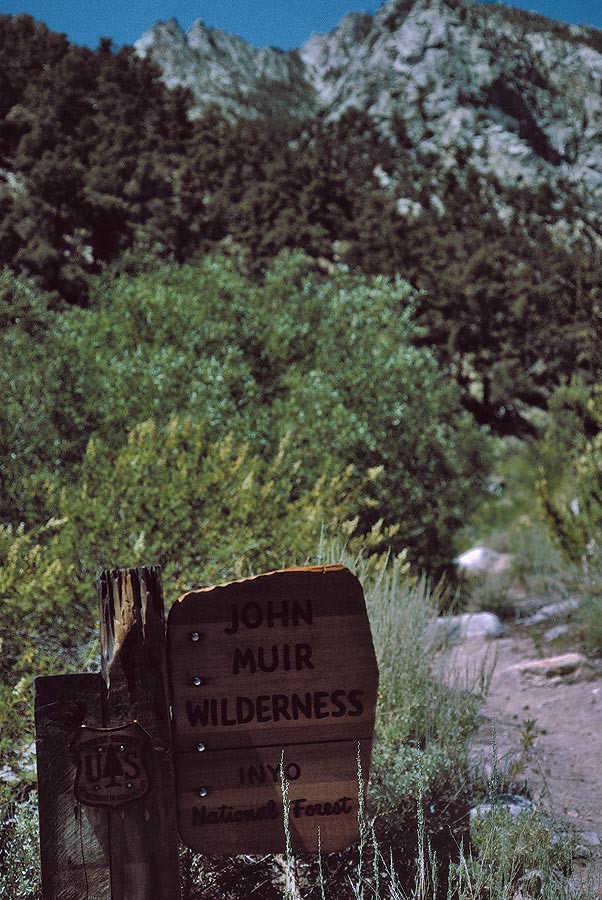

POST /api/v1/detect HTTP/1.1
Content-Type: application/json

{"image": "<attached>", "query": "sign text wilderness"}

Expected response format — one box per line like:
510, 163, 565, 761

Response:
167, 566, 379, 855
186, 597, 365, 728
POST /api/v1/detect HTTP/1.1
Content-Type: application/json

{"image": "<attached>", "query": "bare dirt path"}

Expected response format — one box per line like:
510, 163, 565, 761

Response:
447, 626, 602, 889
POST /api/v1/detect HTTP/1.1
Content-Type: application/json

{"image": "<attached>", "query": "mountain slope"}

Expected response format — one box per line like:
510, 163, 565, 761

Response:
136, 0, 602, 224
0, 6, 600, 432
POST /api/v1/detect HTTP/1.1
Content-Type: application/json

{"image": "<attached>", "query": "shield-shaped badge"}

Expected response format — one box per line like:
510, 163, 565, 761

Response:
71, 721, 151, 808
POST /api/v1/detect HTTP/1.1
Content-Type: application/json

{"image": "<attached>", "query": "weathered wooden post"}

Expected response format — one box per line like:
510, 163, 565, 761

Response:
35, 672, 110, 898
96, 566, 180, 900
35, 566, 181, 900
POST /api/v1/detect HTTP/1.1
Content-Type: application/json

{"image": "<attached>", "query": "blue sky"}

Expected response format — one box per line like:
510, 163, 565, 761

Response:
1, 0, 600, 49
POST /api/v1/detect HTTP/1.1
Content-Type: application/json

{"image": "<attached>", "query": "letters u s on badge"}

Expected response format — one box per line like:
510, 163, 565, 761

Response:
71, 721, 151, 808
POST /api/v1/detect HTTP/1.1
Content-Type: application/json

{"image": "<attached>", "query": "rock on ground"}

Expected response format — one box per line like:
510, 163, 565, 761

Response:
434, 611, 508, 641
455, 546, 513, 577
543, 624, 572, 644
470, 793, 535, 822
511, 653, 592, 681
524, 598, 580, 625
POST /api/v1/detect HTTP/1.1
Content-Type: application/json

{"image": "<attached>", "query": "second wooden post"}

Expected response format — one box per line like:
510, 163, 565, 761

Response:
97, 566, 181, 900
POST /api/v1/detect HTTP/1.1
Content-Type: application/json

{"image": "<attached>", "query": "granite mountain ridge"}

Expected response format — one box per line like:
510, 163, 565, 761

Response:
135, 0, 602, 235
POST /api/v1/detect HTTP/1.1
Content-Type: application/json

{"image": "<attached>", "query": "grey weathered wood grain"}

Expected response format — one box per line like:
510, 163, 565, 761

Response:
98, 567, 180, 900
35, 673, 111, 900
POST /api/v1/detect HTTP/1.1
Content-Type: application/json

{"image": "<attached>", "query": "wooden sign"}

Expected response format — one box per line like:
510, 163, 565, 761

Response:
167, 565, 379, 855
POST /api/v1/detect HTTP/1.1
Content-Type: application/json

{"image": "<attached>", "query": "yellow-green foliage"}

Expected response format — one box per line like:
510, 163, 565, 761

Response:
58, 418, 357, 589
0, 793, 40, 900
0, 520, 87, 775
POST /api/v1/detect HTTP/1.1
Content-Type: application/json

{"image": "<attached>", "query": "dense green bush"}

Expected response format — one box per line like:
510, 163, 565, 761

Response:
0, 792, 40, 900
1, 252, 491, 569
540, 424, 602, 655
534, 380, 602, 653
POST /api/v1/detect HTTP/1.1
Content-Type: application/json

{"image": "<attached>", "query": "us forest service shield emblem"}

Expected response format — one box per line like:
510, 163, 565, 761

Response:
71, 721, 151, 808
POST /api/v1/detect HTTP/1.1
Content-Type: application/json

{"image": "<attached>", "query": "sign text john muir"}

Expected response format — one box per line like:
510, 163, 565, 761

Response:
167, 565, 379, 855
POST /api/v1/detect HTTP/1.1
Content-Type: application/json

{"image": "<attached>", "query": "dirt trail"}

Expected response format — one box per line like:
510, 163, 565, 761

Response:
447, 625, 602, 888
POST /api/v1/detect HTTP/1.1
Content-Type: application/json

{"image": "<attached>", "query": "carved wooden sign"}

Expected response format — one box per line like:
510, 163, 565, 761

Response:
167, 565, 379, 855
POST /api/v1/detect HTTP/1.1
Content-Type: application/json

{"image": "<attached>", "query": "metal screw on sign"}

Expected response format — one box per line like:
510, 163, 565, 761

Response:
199, 787, 208, 797
190, 632, 200, 642
197, 742, 206, 753
192, 676, 202, 686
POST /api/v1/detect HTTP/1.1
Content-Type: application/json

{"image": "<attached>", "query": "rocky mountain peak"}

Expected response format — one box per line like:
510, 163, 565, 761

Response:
185, 19, 279, 64
135, 17, 315, 119
135, 0, 602, 233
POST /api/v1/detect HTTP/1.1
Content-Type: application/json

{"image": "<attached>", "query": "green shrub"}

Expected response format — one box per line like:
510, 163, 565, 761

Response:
536, 381, 602, 565
454, 805, 574, 900
0, 518, 94, 774
542, 432, 602, 565
537, 377, 597, 491
56, 417, 357, 589
1, 252, 491, 570
576, 565, 602, 656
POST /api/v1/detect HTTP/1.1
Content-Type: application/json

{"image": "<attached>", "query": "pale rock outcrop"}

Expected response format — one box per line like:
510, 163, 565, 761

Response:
511, 652, 592, 680
524, 597, 580, 625
135, 0, 602, 235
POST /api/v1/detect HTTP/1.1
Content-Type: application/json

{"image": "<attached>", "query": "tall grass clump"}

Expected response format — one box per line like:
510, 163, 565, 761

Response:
306, 544, 490, 897
452, 805, 577, 900
348, 549, 487, 802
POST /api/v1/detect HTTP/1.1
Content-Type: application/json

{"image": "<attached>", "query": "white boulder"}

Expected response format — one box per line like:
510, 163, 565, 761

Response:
455, 546, 513, 577
435, 612, 508, 641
